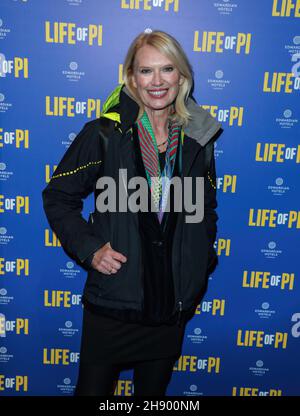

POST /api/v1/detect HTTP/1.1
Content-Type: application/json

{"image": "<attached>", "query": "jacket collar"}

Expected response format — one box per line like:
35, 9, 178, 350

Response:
121, 85, 222, 147
101, 84, 223, 182
101, 83, 222, 147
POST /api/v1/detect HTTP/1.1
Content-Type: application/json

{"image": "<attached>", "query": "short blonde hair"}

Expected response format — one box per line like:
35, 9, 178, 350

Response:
123, 30, 194, 127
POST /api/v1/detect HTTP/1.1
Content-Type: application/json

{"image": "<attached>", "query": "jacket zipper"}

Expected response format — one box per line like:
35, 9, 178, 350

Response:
174, 221, 183, 327
140, 247, 144, 312
176, 138, 184, 327
176, 233, 184, 327
176, 301, 183, 326
130, 127, 144, 313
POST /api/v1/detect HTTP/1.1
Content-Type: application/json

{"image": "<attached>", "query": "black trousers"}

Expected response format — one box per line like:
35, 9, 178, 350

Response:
74, 356, 177, 396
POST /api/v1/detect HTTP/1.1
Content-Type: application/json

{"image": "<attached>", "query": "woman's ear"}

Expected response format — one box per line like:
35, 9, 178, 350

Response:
132, 73, 137, 89
179, 75, 184, 86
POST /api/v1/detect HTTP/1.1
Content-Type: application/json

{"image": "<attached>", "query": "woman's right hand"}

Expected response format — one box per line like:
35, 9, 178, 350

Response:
90, 242, 127, 275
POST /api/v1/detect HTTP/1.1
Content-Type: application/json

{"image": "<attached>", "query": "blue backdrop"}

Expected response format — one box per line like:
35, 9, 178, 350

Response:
1, 0, 299, 396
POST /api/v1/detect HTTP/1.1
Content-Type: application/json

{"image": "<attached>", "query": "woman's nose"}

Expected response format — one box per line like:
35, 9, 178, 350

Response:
151, 70, 163, 86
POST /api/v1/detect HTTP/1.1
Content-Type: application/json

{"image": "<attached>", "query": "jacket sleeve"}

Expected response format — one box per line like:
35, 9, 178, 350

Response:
203, 143, 218, 270
42, 120, 106, 269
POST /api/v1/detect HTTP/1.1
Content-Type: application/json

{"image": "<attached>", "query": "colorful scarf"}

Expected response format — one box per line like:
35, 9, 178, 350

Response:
136, 111, 180, 223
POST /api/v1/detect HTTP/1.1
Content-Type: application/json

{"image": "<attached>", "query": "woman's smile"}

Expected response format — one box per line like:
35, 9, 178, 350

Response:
147, 88, 169, 98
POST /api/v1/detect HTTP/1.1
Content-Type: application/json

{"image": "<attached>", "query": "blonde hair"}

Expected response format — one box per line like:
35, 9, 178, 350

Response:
123, 30, 194, 127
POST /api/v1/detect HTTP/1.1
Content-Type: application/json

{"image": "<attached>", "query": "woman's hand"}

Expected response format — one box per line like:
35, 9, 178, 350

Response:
90, 242, 127, 275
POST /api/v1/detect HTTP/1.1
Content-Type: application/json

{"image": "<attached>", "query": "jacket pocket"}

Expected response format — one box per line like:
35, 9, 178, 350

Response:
88, 212, 94, 225
88, 211, 111, 244
181, 222, 209, 307
95, 261, 139, 303
207, 244, 218, 273
203, 220, 218, 271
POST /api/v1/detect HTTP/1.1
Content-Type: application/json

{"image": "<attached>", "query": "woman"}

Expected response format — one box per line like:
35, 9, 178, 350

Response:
42, 30, 222, 396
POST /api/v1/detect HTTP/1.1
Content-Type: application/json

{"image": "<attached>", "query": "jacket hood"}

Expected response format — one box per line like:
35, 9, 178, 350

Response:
101, 84, 223, 147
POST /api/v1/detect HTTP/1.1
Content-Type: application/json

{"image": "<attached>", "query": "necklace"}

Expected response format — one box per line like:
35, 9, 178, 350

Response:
157, 139, 168, 148
157, 121, 171, 151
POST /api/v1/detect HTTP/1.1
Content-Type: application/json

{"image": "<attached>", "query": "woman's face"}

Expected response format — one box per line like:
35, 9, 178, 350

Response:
131, 44, 184, 113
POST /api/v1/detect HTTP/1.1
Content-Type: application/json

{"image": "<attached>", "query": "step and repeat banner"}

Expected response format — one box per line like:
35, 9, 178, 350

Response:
1, 0, 299, 397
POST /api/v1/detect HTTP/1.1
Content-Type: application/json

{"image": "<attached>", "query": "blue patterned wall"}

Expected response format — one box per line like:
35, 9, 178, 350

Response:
1, 0, 299, 396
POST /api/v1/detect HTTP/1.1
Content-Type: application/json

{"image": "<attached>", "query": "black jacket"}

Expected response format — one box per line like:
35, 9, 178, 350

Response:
42, 84, 223, 324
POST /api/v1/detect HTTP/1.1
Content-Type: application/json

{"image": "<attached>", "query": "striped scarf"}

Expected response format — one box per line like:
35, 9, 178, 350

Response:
136, 111, 180, 223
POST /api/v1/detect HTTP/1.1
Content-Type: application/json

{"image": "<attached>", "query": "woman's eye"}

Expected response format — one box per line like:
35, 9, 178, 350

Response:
139, 67, 174, 74
140, 68, 151, 74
